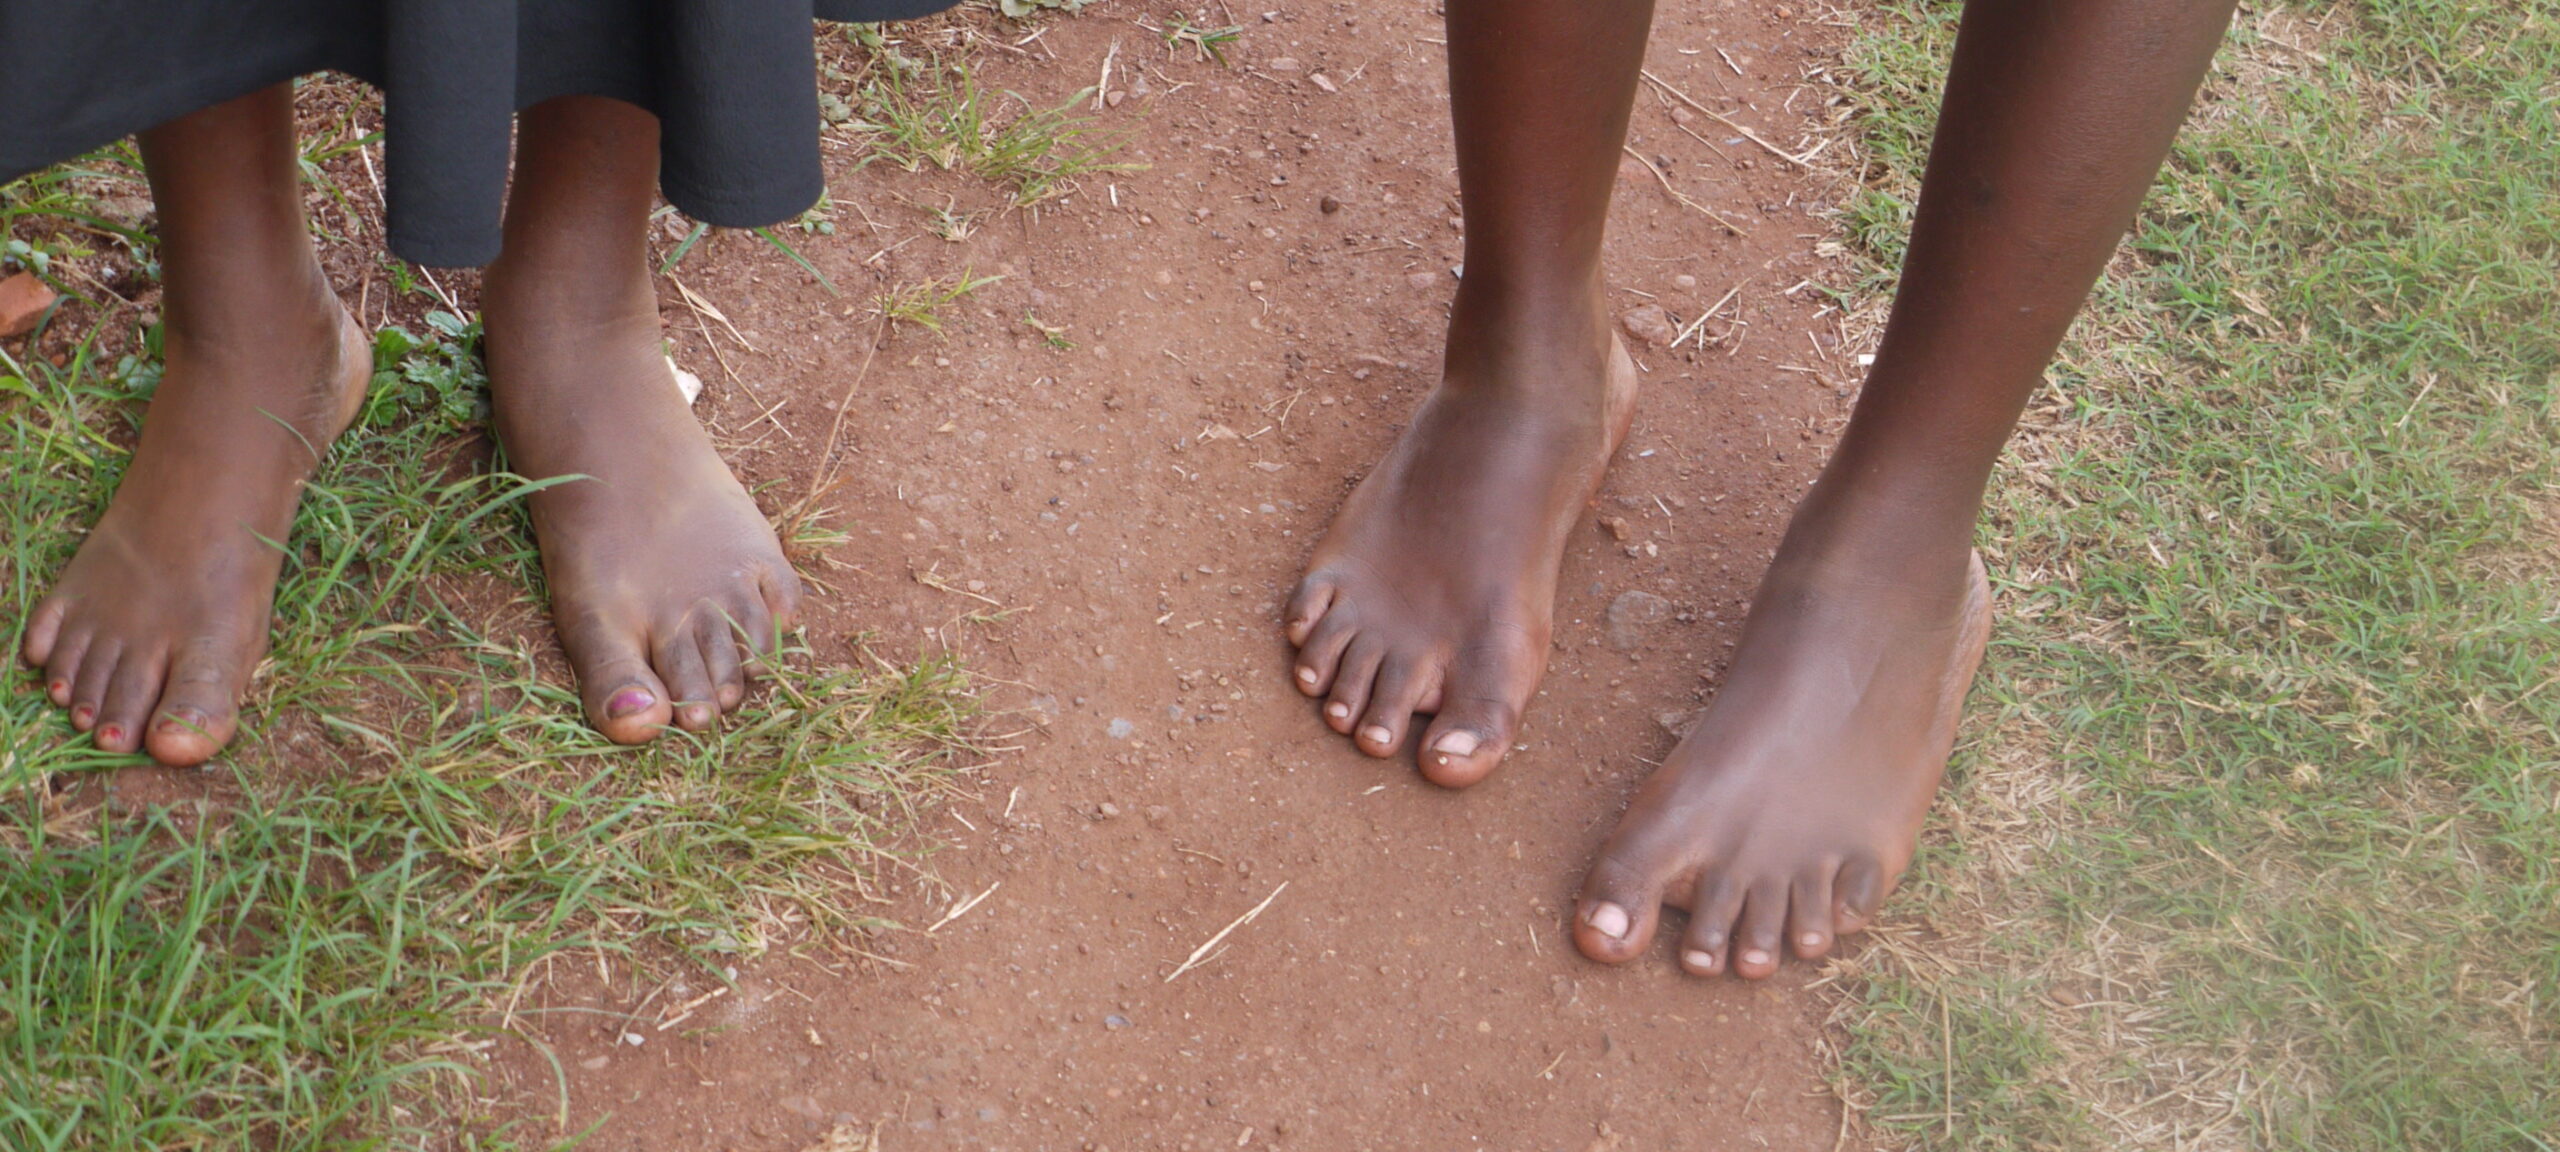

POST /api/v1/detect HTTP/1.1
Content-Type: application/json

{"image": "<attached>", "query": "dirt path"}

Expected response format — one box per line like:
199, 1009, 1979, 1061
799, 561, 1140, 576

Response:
496, 3, 1867, 1147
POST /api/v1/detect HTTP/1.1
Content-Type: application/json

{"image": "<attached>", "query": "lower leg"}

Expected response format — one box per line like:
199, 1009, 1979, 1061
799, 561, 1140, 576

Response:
1575, 0, 2237, 976
482, 95, 800, 743
21, 82, 367, 765
1284, 0, 1653, 785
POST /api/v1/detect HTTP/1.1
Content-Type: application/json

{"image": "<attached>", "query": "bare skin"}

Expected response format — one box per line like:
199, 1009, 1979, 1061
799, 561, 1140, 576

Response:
20, 86, 366, 765
1286, 0, 1655, 787
483, 96, 801, 742
1295, 0, 2237, 976
21, 89, 795, 762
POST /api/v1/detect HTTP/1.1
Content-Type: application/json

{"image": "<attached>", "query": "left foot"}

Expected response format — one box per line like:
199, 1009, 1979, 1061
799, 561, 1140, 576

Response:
1572, 512, 1991, 978
482, 258, 801, 744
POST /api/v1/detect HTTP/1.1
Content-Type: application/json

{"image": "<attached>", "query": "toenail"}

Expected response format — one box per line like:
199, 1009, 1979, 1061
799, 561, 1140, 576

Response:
1741, 948, 1772, 967
605, 688, 655, 719
1683, 950, 1717, 971
157, 708, 209, 734
1326, 702, 1350, 719
1297, 667, 1318, 684
1586, 902, 1631, 939
99, 725, 124, 745
1432, 730, 1482, 758
1361, 725, 1393, 745
1801, 932, 1825, 949
70, 705, 94, 727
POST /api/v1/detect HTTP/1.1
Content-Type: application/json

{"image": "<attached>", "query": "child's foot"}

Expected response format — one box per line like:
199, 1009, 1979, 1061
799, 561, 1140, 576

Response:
1571, 526, 1991, 979
1285, 296, 1636, 786
20, 278, 369, 765
481, 263, 800, 744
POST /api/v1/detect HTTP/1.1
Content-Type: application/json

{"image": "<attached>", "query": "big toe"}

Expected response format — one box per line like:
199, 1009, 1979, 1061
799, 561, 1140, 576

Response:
1573, 846, 1678, 964
1415, 631, 1540, 788
145, 642, 245, 767
568, 621, 676, 744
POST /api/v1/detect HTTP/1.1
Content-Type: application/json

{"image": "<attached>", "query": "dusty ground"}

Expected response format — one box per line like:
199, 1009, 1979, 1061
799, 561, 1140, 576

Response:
449, 2, 1869, 1147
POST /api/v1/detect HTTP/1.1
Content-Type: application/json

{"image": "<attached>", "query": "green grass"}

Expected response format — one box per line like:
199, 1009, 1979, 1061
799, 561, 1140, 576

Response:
876, 267, 1005, 333
840, 29, 1132, 205
1, 203, 978, 1147
1823, 3, 2560, 1150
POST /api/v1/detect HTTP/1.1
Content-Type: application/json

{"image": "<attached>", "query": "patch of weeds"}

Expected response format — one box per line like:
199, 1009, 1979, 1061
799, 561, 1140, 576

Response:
1161, 15, 1244, 66
1020, 311, 1074, 350
843, 45, 1133, 205
877, 268, 1004, 334
997, 0, 1092, 17
1822, 3, 2560, 1150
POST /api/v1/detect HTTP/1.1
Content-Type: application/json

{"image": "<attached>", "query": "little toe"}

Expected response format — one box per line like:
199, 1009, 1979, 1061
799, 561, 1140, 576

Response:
1574, 848, 1676, 964
21, 598, 67, 667
1834, 855, 1888, 936
1788, 868, 1839, 962
1323, 635, 1385, 736
1283, 578, 1338, 647
652, 629, 719, 732
1353, 659, 1434, 758
1679, 874, 1745, 978
148, 642, 244, 767
1731, 883, 1788, 980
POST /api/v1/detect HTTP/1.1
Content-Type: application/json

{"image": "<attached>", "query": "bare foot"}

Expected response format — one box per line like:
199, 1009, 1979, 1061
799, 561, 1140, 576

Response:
481, 260, 800, 744
20, 277, 369, 765
1285, 301, 1636, 786
1572, 531, 1991, 979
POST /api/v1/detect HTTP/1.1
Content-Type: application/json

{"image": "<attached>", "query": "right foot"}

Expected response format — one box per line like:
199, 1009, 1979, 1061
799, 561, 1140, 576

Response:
20, 278, 368, 765
1285, 300, 1636, 786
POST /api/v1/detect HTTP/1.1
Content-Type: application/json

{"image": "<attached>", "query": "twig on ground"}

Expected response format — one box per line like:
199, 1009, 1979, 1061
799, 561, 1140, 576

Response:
1165, 882, 1288, 982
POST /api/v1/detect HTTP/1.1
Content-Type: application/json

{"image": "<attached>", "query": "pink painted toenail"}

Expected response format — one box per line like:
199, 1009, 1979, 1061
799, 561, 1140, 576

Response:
99, 725, 124, 745
1361, 725, 1392, 745
1431, 730, 1481, 757
1586, 902, 1630, 939
1741, 948, 1772, 967
70, 705, 94, 728
1684, 950, 1717, 971
605, 688, 655, 719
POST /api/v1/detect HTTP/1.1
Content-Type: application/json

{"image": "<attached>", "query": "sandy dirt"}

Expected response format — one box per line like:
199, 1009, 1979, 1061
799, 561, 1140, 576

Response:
81, 1, 1873, 1147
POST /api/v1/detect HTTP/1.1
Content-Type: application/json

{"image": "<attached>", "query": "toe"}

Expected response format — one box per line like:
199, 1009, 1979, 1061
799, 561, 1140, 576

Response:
653, 625, 719, 732
1731, 882, 1788, 980
1679, 873, 1745, 978
68, 642, 120, 732
1322, 635, 1385, 736
1788, 866, 1839, 962
1574, 844, 1679, 964
147, 639, 244, 767
21, 597, 67, 667
757, 563, 803, 639
1283, 577, 1338, 647
1352, 657, 1435, 758
95, 651, 165, 755
1414, 629, 1540, 789
568, 623, 675, 745
1835, 855, 1888, 936
698, 615, 746, 712
1292, 605, 1359, 698
41, 627, 91, 707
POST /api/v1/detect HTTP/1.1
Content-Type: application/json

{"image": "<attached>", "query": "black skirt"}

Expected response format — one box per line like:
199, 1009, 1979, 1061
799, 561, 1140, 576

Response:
0, 0, 958, 266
